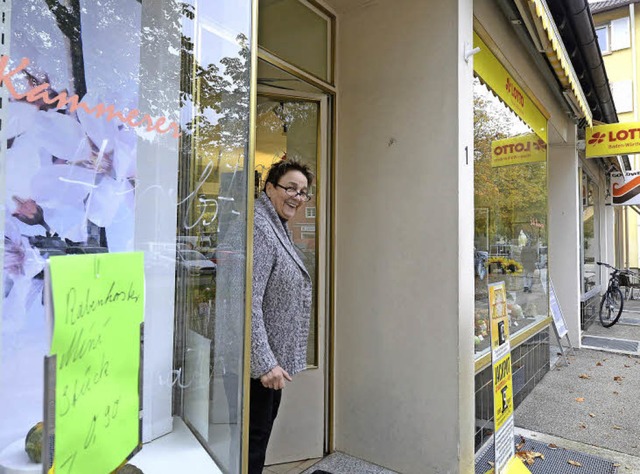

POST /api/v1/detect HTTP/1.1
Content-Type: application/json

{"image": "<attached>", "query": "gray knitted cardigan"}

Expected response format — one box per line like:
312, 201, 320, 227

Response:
251, 192, 312, 379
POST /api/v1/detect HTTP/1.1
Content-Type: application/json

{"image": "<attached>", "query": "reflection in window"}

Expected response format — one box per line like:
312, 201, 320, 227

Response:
473, 79, 549, 357
173, 1, 253, 472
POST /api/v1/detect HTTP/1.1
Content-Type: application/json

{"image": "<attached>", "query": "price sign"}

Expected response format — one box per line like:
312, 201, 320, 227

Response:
47, 252, 144, 474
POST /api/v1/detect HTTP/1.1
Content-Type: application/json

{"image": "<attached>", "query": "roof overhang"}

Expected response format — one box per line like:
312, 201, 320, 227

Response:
516, 0, 594, 126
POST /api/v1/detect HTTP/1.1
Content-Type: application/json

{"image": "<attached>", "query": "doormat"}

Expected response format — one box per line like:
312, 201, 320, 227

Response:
475, 436, 619, 474
581, 335, 640, 354
301, 451, 398, 473
617, 316, 640, 326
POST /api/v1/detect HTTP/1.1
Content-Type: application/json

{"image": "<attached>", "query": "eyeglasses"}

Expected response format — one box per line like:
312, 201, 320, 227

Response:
275, 183, 312, 202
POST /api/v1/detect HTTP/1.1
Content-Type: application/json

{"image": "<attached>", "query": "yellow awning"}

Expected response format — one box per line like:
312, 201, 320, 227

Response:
527, 0, 593, 126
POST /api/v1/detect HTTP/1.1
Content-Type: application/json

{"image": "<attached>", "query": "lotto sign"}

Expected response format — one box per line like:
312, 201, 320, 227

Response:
493, 354, 514, 430
586, 122, 640, 158
491, 134, 547, 168
473, 33, 548, 143
488, 282, 521, 473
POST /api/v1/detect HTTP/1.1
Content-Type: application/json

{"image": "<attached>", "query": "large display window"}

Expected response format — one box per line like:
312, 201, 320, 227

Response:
0, 1, 254, 472
472, 52, 550, 360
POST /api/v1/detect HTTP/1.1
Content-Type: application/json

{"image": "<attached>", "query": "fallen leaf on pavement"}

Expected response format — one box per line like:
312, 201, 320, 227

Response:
516, 439, 526, 450
579, 374, 590, 379
575, 397, 585, 402
589, 413, 595, 418
568, 459, 582, 467
624, 364, 631, 368
614, 376, 623, 382
548, 443, 558, 449
596, 362, 603, 366
613, 425, 623, 430
614, 463, 621, 467
614, 391, 619, 395
579, 422, 587, 429
515, 450, 544, 466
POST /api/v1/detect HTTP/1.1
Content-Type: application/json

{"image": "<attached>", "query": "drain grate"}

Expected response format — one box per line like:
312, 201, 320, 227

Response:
475, 436, 619, 474
617, 317, 640, 326
581, 336, 640, 353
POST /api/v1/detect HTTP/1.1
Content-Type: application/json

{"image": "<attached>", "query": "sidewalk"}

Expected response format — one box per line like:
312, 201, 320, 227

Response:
513, 297, 640, 472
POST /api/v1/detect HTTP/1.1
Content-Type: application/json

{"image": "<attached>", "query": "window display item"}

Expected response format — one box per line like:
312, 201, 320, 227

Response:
24, 422, 43, 464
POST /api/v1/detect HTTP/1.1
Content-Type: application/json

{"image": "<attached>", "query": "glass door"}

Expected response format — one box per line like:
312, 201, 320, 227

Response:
256, 88, 328, 464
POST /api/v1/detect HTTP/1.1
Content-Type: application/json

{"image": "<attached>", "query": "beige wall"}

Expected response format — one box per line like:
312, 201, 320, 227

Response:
548, 134, 581, 346
332, 0, 474, 472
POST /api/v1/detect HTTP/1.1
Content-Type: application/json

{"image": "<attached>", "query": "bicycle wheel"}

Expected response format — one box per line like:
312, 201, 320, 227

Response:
599, 287, 624, 328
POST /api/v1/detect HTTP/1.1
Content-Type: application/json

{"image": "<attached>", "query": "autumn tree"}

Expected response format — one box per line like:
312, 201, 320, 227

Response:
474, 81, 548, 251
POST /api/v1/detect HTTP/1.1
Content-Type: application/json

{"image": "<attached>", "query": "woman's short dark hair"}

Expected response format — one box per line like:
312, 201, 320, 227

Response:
263, 159, 314, 191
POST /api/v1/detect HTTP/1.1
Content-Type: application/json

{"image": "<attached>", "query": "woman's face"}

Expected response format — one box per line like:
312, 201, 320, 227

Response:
266, 170, 309, 221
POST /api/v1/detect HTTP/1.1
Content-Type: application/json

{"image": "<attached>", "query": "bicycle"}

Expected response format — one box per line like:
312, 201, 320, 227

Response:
597, 262, 635, 328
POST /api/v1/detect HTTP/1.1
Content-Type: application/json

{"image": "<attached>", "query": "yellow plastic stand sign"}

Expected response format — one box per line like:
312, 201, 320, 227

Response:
493, 353, 513, 430
487, 282, 530, 474
48, 252, 144, 474
586, 122, 640, 158
483, 457, 532, 474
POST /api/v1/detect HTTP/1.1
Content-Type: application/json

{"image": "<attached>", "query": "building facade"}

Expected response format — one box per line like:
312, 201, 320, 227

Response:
592, 0, 640, 277
0, 0, 622, 473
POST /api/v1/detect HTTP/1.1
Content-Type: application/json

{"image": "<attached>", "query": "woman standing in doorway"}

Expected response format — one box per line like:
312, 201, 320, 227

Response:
250, 159, 313, 473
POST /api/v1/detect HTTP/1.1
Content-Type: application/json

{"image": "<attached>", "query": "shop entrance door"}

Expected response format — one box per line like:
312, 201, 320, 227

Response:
255, 88, 328, 464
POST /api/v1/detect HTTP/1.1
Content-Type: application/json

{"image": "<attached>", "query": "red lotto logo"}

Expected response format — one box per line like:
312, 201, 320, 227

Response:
588, 132, 606, 145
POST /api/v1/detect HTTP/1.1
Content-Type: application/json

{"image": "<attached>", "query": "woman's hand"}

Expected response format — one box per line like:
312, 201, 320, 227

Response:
260, 366, 292, 390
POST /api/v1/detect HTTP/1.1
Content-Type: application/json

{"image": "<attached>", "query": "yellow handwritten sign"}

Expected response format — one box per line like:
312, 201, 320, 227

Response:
474, 32, 548, 144
491, 134, 547, 167
586, 122, 640, 158
48, 252, 144, 474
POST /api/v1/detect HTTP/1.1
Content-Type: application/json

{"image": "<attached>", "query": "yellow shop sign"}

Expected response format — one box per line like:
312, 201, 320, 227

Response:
473, 32, 548, 144
586, 122, 640, 158
491, 134, 547, 167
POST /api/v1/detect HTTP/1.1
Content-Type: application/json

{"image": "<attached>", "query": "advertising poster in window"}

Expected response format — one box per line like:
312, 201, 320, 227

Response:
610, 170, 640, 205
1, 0, 142, 453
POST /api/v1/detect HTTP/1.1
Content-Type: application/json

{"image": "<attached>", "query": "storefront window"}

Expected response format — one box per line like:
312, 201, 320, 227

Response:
473, 79, 549, 357
0, 1, 253, 472
582, 170, 600, 295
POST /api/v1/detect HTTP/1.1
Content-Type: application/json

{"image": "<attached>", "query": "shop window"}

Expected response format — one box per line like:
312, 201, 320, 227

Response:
473, 78, 550, 359
581, 170, 601, 296
0, 1, 253, 472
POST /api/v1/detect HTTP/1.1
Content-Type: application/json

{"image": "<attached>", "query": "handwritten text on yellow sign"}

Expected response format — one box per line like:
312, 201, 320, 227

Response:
49, 252, 144, 474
